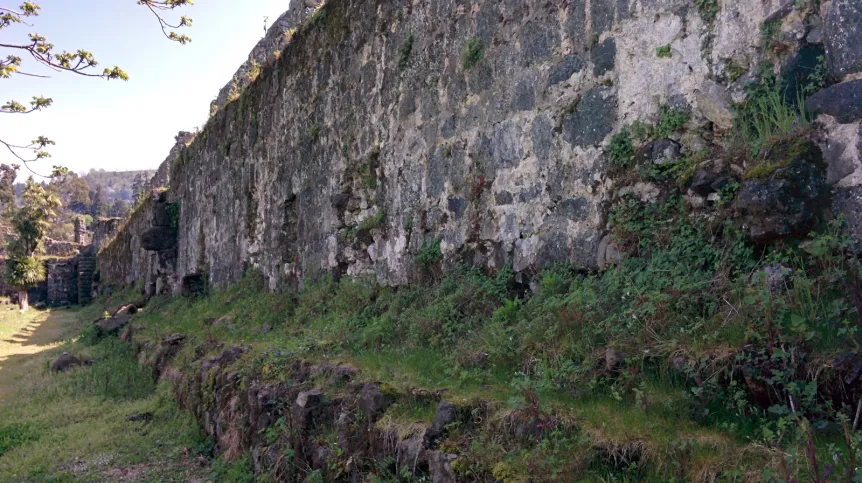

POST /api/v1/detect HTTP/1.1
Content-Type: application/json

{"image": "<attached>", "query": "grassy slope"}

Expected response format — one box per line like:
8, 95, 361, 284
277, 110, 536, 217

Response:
0, 301, 208, 483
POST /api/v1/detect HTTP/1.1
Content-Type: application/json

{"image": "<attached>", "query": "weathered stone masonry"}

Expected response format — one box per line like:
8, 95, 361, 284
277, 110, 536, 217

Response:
98, 0, 862, 295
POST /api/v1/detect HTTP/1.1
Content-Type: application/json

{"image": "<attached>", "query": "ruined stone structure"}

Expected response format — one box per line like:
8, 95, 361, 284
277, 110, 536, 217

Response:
97, 0, 862, 297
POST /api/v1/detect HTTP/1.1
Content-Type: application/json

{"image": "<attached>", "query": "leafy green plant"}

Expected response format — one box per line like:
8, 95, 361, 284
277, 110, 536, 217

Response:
358, 209, 386, 231
415, 237, 442, 274
462, 37, 484, 70
695, 0, 720, 23
0, 423, 38, 458
655, 105, 690, 138
607, 129, 635, 169
308, 124, 320, 140
735, 80, 808, 158
398, 33, 414, 70
210, 456, 255, 483
656, 45, 672, 58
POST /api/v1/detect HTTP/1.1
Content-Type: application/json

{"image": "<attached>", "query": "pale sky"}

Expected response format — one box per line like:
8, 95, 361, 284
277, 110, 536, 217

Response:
1, 0, 291, 179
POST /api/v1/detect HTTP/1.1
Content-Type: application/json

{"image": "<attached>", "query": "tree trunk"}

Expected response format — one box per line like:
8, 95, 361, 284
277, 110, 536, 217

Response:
18, 290, 28, 312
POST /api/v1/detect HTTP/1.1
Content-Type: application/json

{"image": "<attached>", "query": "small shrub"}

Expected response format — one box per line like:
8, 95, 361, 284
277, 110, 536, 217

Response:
656, 45, 672, 58
726, 59, 746, 83
308, 125, 320, 140
695, 0, 720, 23
398, 33, 414, 70
358, 210, 386, 231
358, 163, 377, 189
656, 104, 690, 138
416, 238, 442, 273
462, 37, 484, 70
0, 424, 38, 457
607, 129, 635, 169
210, 456, 255, 483
735, 79, 808, 157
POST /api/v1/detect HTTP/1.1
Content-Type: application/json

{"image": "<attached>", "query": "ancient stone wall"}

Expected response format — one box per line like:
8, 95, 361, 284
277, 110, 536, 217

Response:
91, 218, 123, 252
99, 0, 862, 294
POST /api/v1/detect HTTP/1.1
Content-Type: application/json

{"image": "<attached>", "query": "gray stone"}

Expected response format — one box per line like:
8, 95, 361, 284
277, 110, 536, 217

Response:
296, 389, 323, 408
520, 20, 558, 63
424, 401, 456, 445
605, 348, 625, 372
824, 0, 862, 78
447, 198, 467, 220
359, 383, 388, 416
833, 186, 862, 251
806, 80, 862, 124
511, 75, 536, 111
590, 37, 616, 76
562, 86, 618, 148
732, 142, 827, 243
495, 191, 514, 205
642, 139, 681, 165
428, 450, 457, 483
596, 234, 623, 270
51, 352, 83, 372
591, 0, 615, 35
95, 312, 131, 334
492, 120, 525, 168
548, 55, 584, 86
696, 80, 734, 130
531, 115, 554, 162
140, 226, 177, 251
559, 198, 589, 221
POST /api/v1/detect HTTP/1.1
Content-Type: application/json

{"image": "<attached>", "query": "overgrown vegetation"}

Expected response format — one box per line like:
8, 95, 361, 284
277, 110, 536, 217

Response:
656, 44, 672, 58
462, 37, 484, 70
398, 33, 414, 70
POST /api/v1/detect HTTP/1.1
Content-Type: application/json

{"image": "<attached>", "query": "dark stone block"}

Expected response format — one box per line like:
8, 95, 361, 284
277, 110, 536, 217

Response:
559, 197, 590, 220
642, 139, 682, 165
518, 184, 543, 202
495, 190, 514, 205
548, 55, 584, 86
520, 19, 559, 63
590, 37, 616, 76
805, 79, 862, 123
565, 1, 588, 52
531, 115, 554, 163
562, 86, 618, 147
492, 120, 525, 168
833, 186, 862, 251
824, 0, 862, 78
511, 75, 536, 111
141, 226, 177, 251
51, 353, 83, 372
732, 141, 827, 243
591, 0, 615, 35
447, 198, 467, 220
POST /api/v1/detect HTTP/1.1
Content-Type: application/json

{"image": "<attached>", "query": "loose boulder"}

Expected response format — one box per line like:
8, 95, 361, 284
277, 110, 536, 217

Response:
805, 80, 862, 124
52, 352, 83, 372
732, 141, 827, 243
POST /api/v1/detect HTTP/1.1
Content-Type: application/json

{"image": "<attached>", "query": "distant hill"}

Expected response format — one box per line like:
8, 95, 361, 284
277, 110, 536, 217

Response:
81, 169, 155, 202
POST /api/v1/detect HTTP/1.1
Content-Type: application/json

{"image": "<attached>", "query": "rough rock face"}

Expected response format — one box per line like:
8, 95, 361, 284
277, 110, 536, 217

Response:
824, 0, 862, 79
99, 0, 854, 294
806, 80, 862, 124
732, 142, 827, 243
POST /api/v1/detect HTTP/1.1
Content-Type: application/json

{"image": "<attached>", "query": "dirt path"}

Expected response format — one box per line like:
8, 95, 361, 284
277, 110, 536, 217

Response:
0, 309, 79, 400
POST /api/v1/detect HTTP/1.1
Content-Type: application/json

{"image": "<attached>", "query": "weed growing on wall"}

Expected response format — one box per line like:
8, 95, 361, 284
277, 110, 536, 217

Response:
462, 37, 483, 70
398, 33, 414, 70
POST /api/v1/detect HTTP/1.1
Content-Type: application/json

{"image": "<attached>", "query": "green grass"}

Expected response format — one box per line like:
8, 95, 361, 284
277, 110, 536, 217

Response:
0, 297, 208, 482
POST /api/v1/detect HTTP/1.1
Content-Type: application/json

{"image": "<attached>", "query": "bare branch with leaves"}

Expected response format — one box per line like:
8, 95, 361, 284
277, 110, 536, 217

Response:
0, 1, 192, 177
